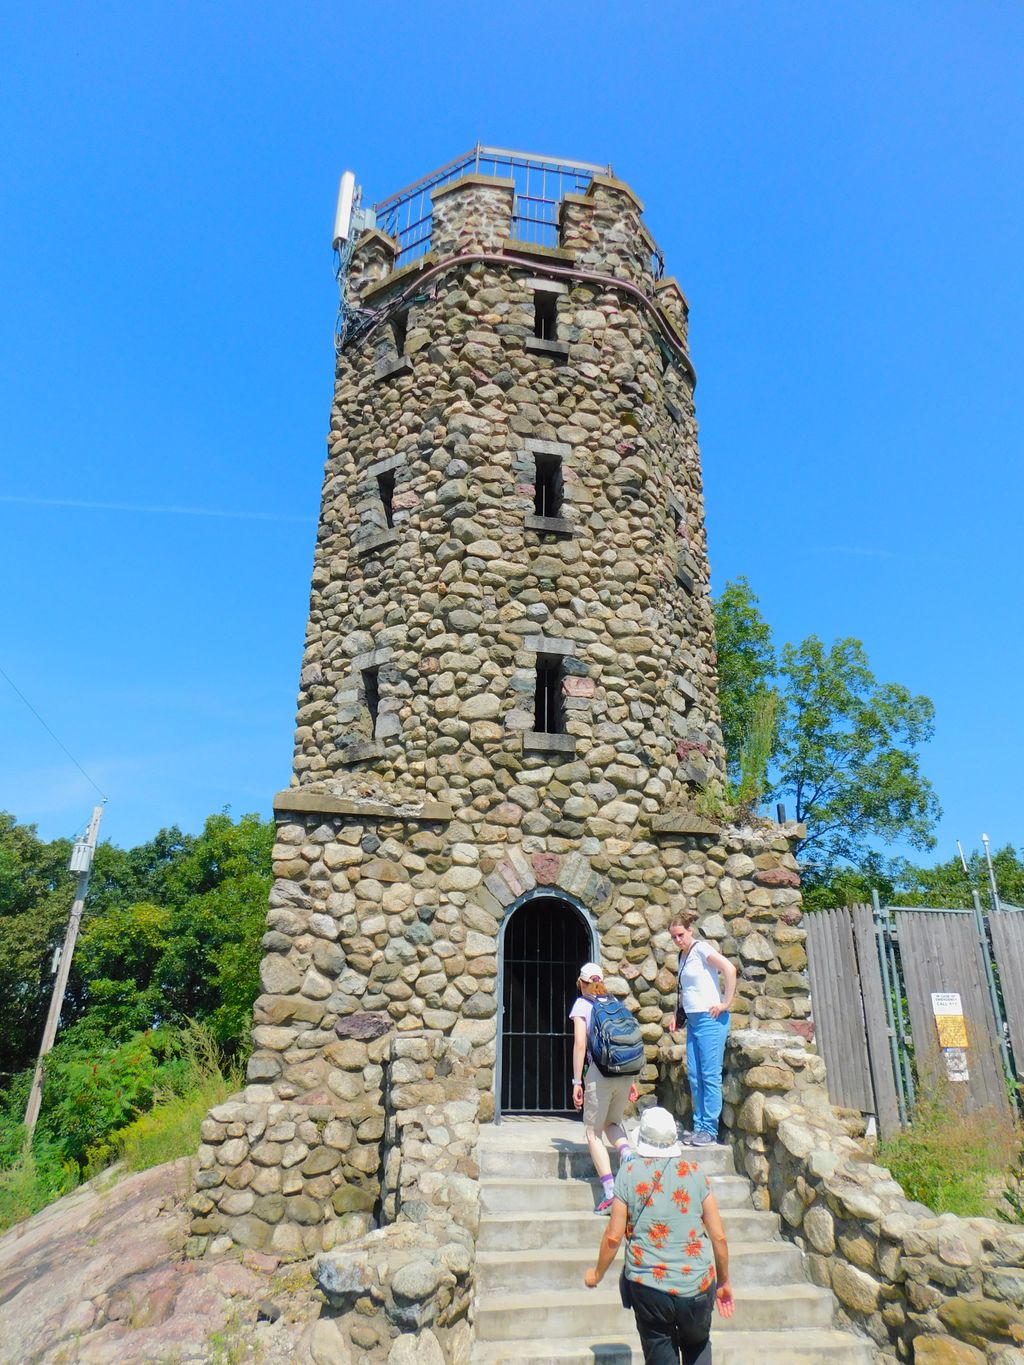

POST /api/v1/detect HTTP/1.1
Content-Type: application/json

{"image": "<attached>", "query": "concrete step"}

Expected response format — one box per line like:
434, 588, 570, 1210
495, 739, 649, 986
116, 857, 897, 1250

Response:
480, 1173, 753, 1215
479, 1141, 735, 1180
477, 1206, 780, 1252
473, 1328, 874, 1364
474, 1283, 837, 1340
476, 1242, 805, 1295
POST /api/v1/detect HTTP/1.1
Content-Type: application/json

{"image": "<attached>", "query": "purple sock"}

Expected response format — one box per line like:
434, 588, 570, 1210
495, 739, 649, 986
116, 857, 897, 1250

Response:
601, 1174, 615, 1197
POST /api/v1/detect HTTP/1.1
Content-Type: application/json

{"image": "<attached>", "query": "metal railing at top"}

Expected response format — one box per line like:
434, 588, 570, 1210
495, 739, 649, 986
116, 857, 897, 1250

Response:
374, 144, 612, 267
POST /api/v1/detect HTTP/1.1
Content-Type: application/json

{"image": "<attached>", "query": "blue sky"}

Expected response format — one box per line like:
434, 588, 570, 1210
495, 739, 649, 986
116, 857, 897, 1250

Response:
1, 2, 1021, 867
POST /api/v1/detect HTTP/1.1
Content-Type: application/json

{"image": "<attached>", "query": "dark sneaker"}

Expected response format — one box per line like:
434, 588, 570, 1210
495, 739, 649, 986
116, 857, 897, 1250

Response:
688, 1131, 716, 1147
597, 1195, 614, 1213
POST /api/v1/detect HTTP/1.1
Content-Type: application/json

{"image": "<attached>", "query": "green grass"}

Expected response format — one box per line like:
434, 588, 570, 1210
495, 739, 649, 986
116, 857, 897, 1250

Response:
0, 1148, 78, 1233
879, 1089, 1021, 1217
113, 1067, 236, 1173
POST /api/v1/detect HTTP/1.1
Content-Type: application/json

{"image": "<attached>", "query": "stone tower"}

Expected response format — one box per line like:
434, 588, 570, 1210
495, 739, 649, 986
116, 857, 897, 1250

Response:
189, 149, 806, 1263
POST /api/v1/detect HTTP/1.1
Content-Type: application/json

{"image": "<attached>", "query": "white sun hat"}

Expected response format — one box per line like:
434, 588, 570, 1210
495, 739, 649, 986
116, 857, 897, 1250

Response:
578, 962, 604, 982
635, 1106, 683, 1159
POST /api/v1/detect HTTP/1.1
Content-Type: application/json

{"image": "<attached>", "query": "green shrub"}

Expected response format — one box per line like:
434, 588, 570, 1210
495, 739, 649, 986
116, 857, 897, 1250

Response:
100, 1022, 239, 1173
879, 1090, 1020, 1217
998, 1138, 1024, 1224
0, 1022, 238, 1232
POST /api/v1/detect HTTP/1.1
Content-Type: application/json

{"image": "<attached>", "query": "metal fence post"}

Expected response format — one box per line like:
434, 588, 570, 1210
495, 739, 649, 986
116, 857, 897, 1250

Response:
872, 889, 909, 1125
887, 905, 917, 1114
972, 889, 1016, 1088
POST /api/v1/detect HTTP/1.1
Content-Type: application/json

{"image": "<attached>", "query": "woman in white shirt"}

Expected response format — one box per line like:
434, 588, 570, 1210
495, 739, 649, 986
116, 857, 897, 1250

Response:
668, 909, 737, 1148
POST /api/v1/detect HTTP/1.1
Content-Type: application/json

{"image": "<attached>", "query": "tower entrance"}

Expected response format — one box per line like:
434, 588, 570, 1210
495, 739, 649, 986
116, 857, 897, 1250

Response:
499, 895, 591, 1117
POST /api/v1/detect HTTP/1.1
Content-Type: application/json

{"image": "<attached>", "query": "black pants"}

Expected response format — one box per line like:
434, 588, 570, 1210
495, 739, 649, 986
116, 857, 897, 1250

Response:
629, 1278, 715, 1365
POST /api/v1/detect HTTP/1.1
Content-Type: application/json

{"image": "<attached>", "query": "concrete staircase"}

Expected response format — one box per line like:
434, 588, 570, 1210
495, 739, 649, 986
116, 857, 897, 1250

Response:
472, 1118, 873, 1364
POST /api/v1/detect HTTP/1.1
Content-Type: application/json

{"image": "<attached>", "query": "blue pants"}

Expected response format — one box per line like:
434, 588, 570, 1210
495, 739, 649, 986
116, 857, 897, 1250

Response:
686, 1011, 730, 1136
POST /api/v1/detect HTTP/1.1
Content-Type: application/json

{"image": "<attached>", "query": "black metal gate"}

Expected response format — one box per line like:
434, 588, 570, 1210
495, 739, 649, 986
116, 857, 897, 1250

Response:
500, 896, 589, 1116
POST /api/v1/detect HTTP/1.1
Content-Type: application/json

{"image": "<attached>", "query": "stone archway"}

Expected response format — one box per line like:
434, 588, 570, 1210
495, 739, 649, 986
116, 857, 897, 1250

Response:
494, 883, 604, 1118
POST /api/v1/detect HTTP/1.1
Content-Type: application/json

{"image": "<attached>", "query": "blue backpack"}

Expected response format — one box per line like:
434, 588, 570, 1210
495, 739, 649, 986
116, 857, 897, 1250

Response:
587, 995, 644, 1077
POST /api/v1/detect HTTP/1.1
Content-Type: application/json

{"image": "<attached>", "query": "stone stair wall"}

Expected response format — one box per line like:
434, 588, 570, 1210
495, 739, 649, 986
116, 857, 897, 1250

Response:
660, 1028, 1024, 1363
308, 1030, 481, 1363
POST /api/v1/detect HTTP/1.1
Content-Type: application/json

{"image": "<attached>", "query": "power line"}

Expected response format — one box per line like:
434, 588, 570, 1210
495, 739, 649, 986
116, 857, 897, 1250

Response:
0, 664, 108, 802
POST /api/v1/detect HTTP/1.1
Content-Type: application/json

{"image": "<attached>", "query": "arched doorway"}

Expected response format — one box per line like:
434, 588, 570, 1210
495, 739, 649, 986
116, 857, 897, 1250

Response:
498, 892, 595, 1117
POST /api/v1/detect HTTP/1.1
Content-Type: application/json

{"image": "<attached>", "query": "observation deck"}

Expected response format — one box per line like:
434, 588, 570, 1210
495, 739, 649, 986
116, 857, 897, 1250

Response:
373, 144, 612, 266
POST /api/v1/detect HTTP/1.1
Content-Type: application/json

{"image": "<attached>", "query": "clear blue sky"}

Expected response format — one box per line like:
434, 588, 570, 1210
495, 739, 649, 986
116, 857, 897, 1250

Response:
2, 2, 1021, 867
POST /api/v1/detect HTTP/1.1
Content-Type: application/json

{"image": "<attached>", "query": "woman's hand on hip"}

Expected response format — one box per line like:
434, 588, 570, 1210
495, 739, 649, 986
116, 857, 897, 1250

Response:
715, 1281, 734, 1317
573, 1082, 584, 1111
707, 1003, 727, 1019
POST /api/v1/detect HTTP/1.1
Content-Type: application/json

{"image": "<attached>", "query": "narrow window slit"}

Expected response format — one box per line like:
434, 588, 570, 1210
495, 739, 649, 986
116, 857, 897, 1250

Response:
534, 453, 563, 518
362, 667, 380, 735
391, 310, 409, 357
534, 291, 558, 341
378, 469, 395, 528
535, 655, 565, 734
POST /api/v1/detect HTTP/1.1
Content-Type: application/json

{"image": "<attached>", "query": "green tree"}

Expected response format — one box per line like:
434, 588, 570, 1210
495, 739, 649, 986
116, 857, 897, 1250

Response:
893, 844, 1024, 908
713, 577, 777, 784
776, 636, 941, 876
156, 812, 272, 1051
0, 815, 74, 1080
72, 901, 172, 1040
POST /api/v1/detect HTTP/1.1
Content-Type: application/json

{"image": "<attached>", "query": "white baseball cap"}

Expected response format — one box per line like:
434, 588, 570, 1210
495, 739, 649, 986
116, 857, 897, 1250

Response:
635, 1106, 683, 1159
578, 962, 604, 981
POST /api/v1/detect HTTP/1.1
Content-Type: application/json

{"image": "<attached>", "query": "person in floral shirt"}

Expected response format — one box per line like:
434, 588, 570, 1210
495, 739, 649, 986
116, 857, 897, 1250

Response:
584, 1106, 733, 1363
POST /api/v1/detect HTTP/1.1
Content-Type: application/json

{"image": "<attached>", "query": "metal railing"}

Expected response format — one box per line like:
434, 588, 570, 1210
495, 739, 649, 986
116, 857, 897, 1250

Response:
374, 144, 611, 267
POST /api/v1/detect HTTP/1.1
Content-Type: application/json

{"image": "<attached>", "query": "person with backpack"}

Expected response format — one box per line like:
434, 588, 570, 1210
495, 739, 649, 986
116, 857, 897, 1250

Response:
570, 962, 644, 1212
668, 909, 737, 1147
583, 1104, 734, 1364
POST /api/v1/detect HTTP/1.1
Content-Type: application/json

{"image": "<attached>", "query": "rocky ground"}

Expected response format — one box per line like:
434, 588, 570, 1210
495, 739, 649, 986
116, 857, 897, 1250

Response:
0, 1159, 325, 1364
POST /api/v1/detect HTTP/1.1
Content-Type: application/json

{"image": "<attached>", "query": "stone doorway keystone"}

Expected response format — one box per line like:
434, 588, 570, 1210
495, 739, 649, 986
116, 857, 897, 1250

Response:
496, 889, 597, 1118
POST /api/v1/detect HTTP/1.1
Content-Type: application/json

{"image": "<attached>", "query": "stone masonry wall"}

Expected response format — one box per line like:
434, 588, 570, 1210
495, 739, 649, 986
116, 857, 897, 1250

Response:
307, 1031, 480, 1365
294, 175, 720, 796
190, 164, 811, 1274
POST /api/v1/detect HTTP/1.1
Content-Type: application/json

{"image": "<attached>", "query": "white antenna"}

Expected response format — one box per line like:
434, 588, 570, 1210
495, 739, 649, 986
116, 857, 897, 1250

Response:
956, 840, 970, 875
333, 171, 357, 248
981, 832, 1001, 912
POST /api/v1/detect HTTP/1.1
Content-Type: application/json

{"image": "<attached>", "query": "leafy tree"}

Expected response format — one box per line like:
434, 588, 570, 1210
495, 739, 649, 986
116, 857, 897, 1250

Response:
713, 580, 941, 876
776, 636, 941, 876
713, 577, 777, 785
0, 809, 272, 1096
799, 852, 899, 911
0, 809, 271, 1217
156, 812, 272, 1049
893, 843, 1024, 909
71, 902, 172, 1040
0, 815, 74, 1080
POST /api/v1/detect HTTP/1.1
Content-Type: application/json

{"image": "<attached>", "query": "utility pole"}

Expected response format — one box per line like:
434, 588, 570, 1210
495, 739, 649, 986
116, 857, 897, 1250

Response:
23, 804, 104, 1142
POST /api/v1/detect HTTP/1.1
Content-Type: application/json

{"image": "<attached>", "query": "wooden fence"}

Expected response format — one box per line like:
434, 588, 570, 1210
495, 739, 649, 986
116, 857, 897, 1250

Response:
805, 898, 1022, 1136
895, 909, 1010, 1117
804, 906, 901, 1135
991, 906, 1024, 1080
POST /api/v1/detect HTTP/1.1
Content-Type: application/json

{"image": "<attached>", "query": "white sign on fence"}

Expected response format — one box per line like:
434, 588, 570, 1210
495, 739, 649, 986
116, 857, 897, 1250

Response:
931, 991, 969, 1081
